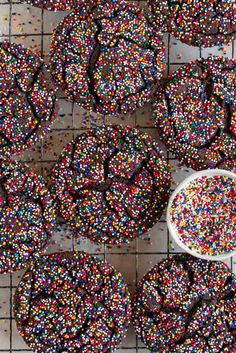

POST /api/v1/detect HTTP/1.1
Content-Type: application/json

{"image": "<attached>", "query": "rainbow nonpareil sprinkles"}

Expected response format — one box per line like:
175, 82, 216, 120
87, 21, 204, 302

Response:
50, 125, 171, 244
170, 175, 236, 256
0, 158, 56, 273
50, 0, 165, 115
0, 41, 58, 157
14, 251, 131, 353
132, 254, 236, 353
148, 0, 236, 47
154, 56, 236, 171
21, 0, 85, 11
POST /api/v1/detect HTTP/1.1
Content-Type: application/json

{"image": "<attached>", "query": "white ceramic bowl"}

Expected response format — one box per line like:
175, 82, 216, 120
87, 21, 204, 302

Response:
167, 169, 236, 261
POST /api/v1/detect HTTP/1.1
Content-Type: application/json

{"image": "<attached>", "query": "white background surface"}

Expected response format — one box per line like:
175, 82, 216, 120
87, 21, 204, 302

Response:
0, 1, 235, 352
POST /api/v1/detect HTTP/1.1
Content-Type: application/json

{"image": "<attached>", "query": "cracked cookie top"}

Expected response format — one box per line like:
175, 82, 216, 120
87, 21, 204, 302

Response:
154, 56, 236, 171
14, 251, 131, 353
21, 0, 84, 11
0, 41, 58, 157
50, 125, 171, 245
148, 0, 236, 47
0, 158, 56, 273
132, 254, 236, 353
50, 0, 165, 115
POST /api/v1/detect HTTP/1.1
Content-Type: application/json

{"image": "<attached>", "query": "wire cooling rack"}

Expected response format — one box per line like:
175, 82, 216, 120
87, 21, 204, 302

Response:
0, 1, 235, 352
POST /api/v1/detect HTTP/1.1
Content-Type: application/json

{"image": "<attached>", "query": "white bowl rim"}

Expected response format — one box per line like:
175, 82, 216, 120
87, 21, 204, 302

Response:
167, 169, 236, 261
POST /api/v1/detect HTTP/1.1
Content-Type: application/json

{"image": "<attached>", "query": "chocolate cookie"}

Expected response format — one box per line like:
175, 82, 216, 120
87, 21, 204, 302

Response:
148, 0, 236, 47
154, 56, 236, 171
132, 254, 236, 353
21, 0, 83, 11
0, 41, 57, 157
50, 125, 171, 244
14, 251, 131, 353
50, 0, 165, 115
0, 158, 56, 273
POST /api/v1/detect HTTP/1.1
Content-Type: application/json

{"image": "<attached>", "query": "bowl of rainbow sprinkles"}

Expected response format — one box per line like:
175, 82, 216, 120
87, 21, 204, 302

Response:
167, 169, 236, 261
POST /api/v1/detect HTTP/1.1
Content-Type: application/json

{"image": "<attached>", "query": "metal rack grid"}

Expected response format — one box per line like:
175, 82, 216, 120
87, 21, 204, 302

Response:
0, 1, 235, 352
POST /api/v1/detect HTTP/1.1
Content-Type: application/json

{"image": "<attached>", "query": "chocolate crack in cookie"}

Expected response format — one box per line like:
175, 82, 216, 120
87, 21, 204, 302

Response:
148, 0, 236, 47
50, 0, 165, 115
14, 251, 131, 353
0, 41, 58, 157
132, 254, 236, 353
154, 56, 236, 171
21, 0, 84, 11
0, 159, 56, 273
50, 125, 171, 245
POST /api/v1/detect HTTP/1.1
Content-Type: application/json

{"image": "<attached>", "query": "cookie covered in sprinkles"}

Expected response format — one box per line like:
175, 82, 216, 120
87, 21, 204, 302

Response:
50, 0, 165, 115
21, 0, 84, 11
14, 251, 131, 353
148, 0, 236, 47
154, 56, 236, 171
51, 125, 171, 245
0, 158, 56, 274
132, 254, 236, 353
0, 41, 58, 157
